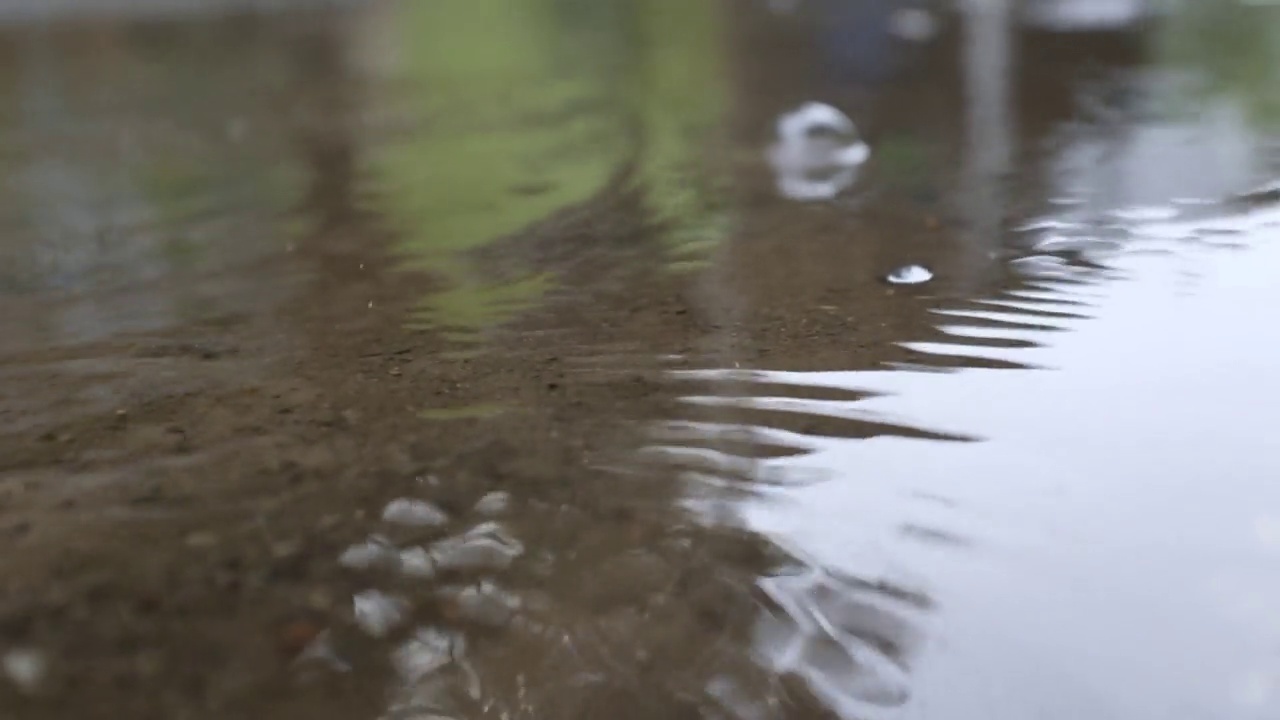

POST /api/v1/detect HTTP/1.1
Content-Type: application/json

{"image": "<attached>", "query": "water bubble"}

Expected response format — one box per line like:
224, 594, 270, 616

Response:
884, 265, 933, 285
767, 102, 871, 201
382, 499, 450, 528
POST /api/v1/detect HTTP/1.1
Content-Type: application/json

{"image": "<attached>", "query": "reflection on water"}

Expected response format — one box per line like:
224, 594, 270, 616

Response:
0, 19, 308, 352
2, 1, 1280, 719
641, 1, 1280, 717
365, 0, 730, 341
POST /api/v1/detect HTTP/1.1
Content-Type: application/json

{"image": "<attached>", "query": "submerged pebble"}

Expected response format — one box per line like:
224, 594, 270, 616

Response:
353, 590, 409, 638
884, 265, 933, 285
338, 535, 400, 571
398, 546, 437, 579
392, 627, 462, 683
472, 491, 511, 516
429, 522, 524, 573
445, 581, 522, 628
382, 498, 450, 528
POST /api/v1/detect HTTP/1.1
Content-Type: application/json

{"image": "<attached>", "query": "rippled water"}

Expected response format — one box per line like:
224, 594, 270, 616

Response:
1, 1, 1279, 719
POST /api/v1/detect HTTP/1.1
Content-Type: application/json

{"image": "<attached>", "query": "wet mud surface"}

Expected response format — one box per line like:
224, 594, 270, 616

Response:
2, 1, 1280, 719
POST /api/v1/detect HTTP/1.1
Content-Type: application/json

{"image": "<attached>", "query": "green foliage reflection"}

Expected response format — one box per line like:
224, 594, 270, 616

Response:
1157, 0, 1280, 131
371, 0, 729, 338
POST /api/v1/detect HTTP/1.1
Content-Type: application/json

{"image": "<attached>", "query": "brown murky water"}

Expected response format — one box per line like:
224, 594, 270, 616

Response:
2, 1, 1280, 718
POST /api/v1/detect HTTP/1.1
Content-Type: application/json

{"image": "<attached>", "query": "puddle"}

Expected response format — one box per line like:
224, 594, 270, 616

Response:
1, 1, 1279, 719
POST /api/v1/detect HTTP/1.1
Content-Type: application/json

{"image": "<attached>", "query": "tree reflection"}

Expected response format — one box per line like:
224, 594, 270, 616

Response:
1155, 0, 1280, 132
360, 0, 730, 341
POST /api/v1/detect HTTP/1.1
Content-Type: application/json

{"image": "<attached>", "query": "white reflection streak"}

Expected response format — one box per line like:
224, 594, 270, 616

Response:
957, 0, 1014, 292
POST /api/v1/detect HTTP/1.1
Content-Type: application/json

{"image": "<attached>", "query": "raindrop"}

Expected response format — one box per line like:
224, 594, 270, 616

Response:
382, 498, 450, 528
884, 265, 933, 285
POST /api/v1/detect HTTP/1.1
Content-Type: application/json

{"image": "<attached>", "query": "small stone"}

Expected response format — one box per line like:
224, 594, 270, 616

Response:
398, 547, 437, 579
446, 582, 521, 628
429, 522, 524, 574
472, 491, 511, 517
381, 498, 449, 528
352, 590, 409, 638
338, 535, 400, 571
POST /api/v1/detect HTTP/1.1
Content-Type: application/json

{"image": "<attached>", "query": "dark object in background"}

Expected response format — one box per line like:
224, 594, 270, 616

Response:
814, 0, 937, 87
